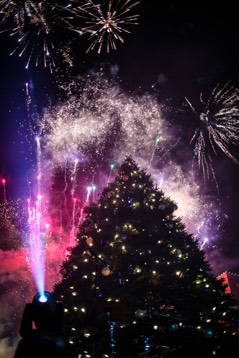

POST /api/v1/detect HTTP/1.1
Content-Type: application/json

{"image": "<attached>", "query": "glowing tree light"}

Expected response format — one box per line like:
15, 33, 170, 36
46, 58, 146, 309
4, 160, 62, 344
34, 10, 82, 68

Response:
185, 82, 239, 188
77, 0, 141, 53
36, 136, 42, 197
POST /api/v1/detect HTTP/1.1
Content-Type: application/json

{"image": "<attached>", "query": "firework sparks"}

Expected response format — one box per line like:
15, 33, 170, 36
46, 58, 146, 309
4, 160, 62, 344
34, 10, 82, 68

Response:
37, 73, 220, 248
77, 0, 140, 53
0, 0, 141, 69
0, 0, 85, 71
39, 73, 169, 168
185, 82, 239, 187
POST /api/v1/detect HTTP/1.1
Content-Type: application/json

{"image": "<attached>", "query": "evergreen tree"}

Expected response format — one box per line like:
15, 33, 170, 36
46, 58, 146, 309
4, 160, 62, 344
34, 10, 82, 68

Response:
53, 156, 239, 357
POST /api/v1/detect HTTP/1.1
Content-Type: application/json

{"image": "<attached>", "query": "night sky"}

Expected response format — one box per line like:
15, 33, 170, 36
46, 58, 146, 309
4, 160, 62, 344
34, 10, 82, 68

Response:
1, 1, 239, 349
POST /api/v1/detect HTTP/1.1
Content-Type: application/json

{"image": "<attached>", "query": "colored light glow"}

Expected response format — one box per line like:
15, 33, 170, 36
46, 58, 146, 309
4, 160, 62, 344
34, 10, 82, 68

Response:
34, 291, 52, 304
38, 292, 48, 303
27, 197, 46, 294
26, 138, 47, 295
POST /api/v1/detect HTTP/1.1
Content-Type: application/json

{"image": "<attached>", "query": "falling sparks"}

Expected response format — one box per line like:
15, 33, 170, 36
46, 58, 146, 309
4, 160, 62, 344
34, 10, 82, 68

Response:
73, 0, 140, 53
185, 82, 239, 188
0, 198, 28, 245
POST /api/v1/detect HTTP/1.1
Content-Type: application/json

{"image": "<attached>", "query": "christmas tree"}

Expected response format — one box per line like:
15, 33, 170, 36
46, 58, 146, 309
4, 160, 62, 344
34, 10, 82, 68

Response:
53, 156, 239, 357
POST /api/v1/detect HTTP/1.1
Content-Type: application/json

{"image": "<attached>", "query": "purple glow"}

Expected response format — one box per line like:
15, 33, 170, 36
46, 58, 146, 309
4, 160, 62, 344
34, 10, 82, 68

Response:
27, 138, 47, 294
27, 196, 46, 294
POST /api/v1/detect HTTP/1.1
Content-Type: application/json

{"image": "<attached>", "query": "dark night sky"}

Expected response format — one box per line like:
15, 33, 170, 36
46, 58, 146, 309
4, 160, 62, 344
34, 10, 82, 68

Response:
0, 0, 239, 274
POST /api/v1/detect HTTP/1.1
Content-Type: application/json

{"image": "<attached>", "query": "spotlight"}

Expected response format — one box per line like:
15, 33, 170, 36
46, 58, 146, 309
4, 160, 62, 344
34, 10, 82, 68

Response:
34, 291, 51, 303
13, 291, 73, 358
38, 294, 48, 303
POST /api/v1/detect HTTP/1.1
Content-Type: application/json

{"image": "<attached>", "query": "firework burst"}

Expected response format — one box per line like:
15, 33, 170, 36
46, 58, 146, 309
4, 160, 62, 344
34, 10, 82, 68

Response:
0, 0, 85, 71
0, 0, 141, 69
185, 82, 239, 188
77, 0, 140, 53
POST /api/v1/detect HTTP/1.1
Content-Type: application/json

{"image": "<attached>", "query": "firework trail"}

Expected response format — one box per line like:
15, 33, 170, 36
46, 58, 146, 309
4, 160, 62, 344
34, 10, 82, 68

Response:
107, 162, 116, 184
185, 82, 239, 188
70, 158, 79, 198
26, 135, 49, 294
149, 136, 161, 169
1, 178, 7, 203
70, 197, 77, 239
74, 0, 140, 53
